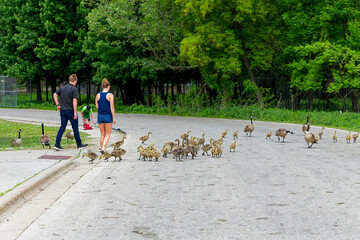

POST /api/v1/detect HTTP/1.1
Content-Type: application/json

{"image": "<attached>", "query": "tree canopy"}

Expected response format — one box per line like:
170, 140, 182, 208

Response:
1, 0, 360, 111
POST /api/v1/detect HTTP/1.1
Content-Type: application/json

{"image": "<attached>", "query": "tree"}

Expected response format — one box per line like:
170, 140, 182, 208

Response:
34, 0, 88, 98
84, 0, 187, 104
175, 0, 281, 106
0, 0, 45, 102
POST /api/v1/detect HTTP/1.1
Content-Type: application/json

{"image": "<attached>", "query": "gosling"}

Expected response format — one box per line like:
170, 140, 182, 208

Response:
139, 132, 152, 144
82, 151, 98, 164
99, 152, 112, 162
229, 141, 236, 152
332, 130, 337, 143
346, 132, 351, 144
66, 131, 74, 142
266, 131, 272, 139
233, 130, 239, 139
221, 129, 228, 138
352, 132, 359, 143
318, 127, 325, 139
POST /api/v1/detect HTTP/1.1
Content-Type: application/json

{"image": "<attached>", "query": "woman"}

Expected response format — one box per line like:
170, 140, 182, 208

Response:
95, 78, 116, 153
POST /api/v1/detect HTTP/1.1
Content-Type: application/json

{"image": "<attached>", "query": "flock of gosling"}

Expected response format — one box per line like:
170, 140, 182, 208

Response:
8, 115, 358, 163
80, 114, 360, 163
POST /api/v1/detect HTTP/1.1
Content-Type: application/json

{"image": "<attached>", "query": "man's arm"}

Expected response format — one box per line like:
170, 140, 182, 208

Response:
73, 98, 78, 119
53, 93, 60, 112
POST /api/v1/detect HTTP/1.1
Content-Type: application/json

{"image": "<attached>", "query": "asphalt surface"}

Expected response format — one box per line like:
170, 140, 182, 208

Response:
0, 108, 360, 240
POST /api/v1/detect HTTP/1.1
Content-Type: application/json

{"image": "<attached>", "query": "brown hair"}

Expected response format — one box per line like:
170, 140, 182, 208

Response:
69, 74, 78, 83
102, 78, 110, 89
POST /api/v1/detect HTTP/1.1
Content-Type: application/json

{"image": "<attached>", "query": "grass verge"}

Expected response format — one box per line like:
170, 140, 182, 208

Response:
0, 119, 90, 150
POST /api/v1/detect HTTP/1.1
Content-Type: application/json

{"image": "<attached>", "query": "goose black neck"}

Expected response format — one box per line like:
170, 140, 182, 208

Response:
42, 124, 45, 135
18, 131, 21, 139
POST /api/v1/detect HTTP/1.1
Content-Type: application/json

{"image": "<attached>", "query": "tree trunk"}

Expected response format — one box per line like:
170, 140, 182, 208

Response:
87, 78, 91, 103
45, 79, 49, 102
78, 83, 82, 106
307, 90, 313, 111
36, 78, 42, 102
351, 90, 359, 113
242, 53, 264, 107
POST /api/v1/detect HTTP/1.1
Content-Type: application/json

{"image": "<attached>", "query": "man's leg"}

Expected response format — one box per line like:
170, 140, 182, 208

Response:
69, 112, 82, 146
55, 111, 68, 147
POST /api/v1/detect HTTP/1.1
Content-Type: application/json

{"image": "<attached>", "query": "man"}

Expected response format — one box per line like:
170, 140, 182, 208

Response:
53, 74, 88, 150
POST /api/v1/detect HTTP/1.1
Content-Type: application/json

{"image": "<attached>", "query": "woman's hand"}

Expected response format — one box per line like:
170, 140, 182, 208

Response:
113, 119, 117, 124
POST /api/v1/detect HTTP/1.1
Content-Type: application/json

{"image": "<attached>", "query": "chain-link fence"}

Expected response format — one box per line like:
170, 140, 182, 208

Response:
0, 76, 17, 108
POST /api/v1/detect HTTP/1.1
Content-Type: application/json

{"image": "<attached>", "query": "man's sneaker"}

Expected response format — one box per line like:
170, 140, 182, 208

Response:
54, 145, 63, 151
77, 144, 88, 149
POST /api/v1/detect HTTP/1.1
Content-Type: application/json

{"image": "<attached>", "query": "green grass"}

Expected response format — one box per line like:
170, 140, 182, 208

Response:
16, 92, 96, 111
4, 92, 360, 132
0, 119, 90, 151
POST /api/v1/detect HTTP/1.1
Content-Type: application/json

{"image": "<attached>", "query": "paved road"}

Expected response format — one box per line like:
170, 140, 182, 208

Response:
0, 108, 360, 239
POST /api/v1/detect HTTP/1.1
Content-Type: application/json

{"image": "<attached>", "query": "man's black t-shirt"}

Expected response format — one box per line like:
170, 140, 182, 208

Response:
56, 83, 79, 110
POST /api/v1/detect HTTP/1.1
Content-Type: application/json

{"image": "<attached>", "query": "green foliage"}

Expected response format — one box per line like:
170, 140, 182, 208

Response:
288, 42, 360, 93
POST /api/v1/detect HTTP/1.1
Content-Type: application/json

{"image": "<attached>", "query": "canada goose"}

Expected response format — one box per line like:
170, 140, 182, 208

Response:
111, 148, 126, 161
180, 130, 191, 140
112, 136, 127, 147
139, 132, 152, 144
275, 128, 293, 142
302, 114, 310, 133
99, 152, 112, 162
244, 116, 254, 136
266, 131, 272, 139
346, 132, 351, 144
304, 132, 318, 148
40, 123, 51, 149
332, 130, 337, 143
318, 127, 325, 139
233, 130, 239, 139
66, 131, 74, 142
82, 151, 98, 163
221, 129, 228, 138
11, 129, 22, 148
230, 141, 236, 152
352, 132, 359, 143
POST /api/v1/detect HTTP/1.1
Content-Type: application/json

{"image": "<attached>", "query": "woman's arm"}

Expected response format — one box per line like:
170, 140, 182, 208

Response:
95, 93, 99, 109
109, 93, 116, 124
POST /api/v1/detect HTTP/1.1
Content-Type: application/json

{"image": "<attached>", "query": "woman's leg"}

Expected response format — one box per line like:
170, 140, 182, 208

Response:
98, 123, 105, 149
102, 123, 113, 150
